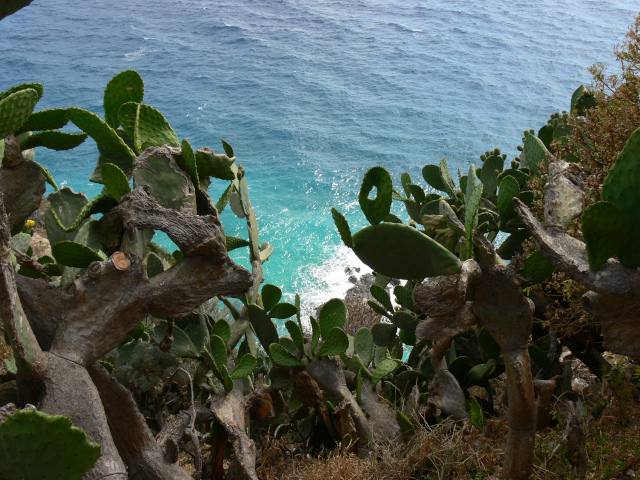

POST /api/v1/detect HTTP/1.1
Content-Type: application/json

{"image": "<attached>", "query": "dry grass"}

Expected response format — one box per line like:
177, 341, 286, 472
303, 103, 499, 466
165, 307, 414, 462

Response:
258, 421, 510, 480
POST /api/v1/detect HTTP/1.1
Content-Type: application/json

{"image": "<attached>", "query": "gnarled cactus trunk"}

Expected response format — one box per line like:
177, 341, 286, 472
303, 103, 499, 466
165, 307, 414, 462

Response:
472, 265, 536, 480
0, 182, 254, 479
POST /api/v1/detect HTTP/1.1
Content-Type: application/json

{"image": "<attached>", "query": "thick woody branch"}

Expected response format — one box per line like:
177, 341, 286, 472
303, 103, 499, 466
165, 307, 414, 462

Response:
514, 197, 639, 298
15, 275, 64, 351
0, 194, 47, 380
306, 356, 373, 450
48, 186, 252, 365
110, 186, 227, 258
87, 363, 193, 480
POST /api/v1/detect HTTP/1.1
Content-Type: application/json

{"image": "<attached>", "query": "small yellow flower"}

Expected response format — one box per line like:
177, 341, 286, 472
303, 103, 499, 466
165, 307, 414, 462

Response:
409, 220, 415, 225
26, 219, 35, 228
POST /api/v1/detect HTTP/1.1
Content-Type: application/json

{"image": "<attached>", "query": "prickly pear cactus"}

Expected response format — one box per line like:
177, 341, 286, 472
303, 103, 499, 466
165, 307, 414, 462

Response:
0, 410, 101, 480
581, 201, 631, 270
600, 127, 640, 267
351, 222, 461, 279
358, 166, 393, 225
0, 87, 40, 139
103, 69, 144, 128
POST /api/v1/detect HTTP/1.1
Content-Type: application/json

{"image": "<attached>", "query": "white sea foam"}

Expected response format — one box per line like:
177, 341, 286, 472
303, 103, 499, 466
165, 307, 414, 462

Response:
124, 47, 148, 61
289, 243, 371, 328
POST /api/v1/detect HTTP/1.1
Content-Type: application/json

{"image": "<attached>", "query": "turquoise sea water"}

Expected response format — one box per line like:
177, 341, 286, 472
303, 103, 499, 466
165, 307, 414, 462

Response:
1, 1, 637, 316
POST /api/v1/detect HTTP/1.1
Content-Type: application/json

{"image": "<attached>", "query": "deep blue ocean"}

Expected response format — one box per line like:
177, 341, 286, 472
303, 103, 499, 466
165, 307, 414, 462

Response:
1, 1, 637, 317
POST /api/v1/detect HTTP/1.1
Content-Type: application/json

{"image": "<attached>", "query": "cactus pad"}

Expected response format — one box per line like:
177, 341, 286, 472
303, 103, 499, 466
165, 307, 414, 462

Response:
463, 363, 496, 388
69, 107, 135, 162
318, 298, 347, 339
465, 183, 483, 258
370, 284, 393, 312
497, 175, 520, 223
0, 83, 43, 103
196, 148, 236, 179
247, 304, 279, 349
522, 133, 548, 176
103, 70, 144, 128
0, 88, 40, 139
371, 322, 397, 347
210, 320, 231, 345
310, 318, 321, 356
20, 130, 87, 151
145, 252, 165, 278
179, 138, 200, 190
261, 284, 282, 312
393, 285, 414, 310
102, 162, 131, 202
354, 327, 374, 365
601, 127, 640, 267
0, 410, 101, 480
132, 149, 196, 212
391, 311, 419, 332
528, 345, 555, 374
269, 302, 298, 319
269, 343, 304, 367
209, 334, 228, 368
230, 353, 257, 379
372, 359, 398, 386
522, 251, 555, 286
422, 164, 448, 193
285, 320, 305, 352
352, 223, 461, 279
331, 208, 353, 248
358, 166, 393, 225
133, 103, 179, 152
52, 240, 105, 268
317, 327, 349, 358
581, 201, 631, 270
17, 107, 69, 133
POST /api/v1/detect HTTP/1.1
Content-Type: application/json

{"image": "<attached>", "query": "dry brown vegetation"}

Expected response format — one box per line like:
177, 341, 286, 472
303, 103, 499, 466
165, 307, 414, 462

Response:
252, 356, 640, 480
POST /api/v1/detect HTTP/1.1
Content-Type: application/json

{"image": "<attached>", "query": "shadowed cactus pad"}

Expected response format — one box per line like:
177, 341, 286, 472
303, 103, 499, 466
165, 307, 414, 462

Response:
52, 240, 105, 268
581, 201, 631, 270
522, 251, 555, 287
318, 298, 346, 339
331, 208, 353, 248
371, 322, 396, 347
352, 223, 461, 279
601, 127, 640, 267
354, 327, 374, 365
497, 175, 520, 223
0, 410, 101, 480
